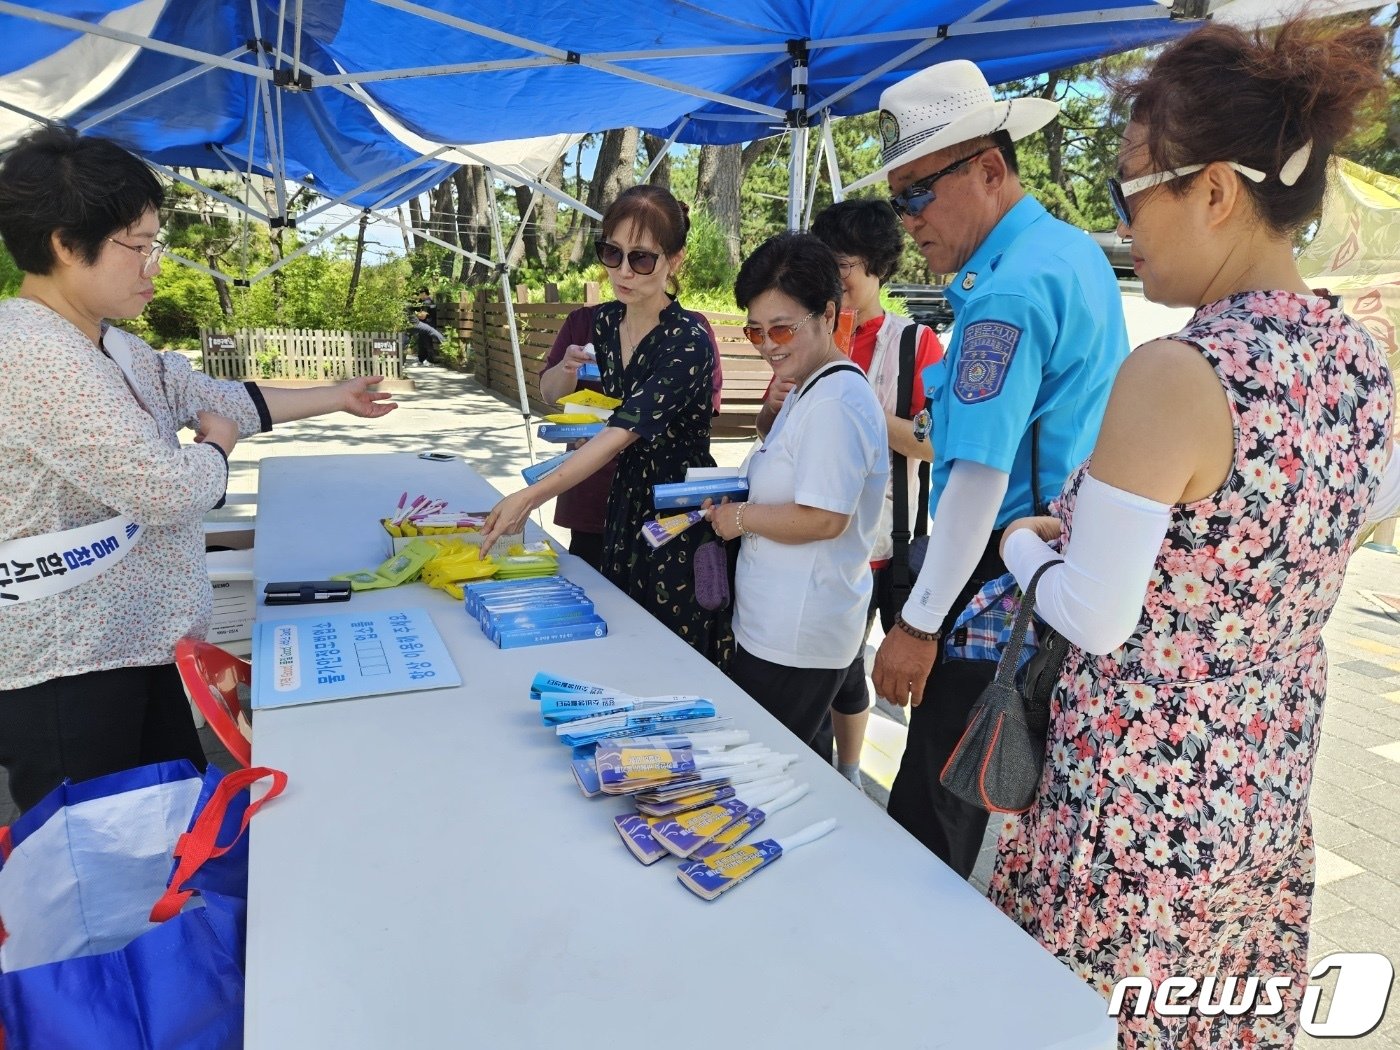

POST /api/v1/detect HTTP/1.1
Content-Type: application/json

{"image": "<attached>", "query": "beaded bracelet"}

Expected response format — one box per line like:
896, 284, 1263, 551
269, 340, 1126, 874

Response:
893, 614, 941, 643
735, 501, 755, 539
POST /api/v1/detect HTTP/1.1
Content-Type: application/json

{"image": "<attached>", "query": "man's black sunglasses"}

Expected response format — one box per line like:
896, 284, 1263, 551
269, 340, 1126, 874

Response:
888, 146, 996, 218
594, 239, 660, 275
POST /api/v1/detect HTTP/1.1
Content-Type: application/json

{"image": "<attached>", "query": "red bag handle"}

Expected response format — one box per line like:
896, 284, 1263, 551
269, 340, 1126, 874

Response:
149, 766, 287, 922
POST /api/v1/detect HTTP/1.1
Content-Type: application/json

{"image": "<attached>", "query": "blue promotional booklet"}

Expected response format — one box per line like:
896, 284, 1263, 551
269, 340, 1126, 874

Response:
653, 476, 749, 510
251, 607, 461, 709
538, 422, 605, 443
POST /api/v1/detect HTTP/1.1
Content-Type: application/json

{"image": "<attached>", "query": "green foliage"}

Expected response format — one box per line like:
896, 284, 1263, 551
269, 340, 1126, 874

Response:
0, 241, 21, 297
558, 262, 610, 302
145, 262, 223, 347
678, 286, 739, 315
680, 206, 738, 294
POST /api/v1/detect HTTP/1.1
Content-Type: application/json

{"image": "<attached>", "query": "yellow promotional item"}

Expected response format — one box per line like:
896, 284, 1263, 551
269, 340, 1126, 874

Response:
556, 389, 621, 421
543, 413, 613, 424
556, 389, 621, 411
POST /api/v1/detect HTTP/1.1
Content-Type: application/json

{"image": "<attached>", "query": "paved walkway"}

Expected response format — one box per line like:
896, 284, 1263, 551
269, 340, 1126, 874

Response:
6, 361, 1398, 1044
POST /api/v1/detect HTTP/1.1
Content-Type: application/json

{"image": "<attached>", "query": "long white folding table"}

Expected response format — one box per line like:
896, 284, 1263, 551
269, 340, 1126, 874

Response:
244, 452, 1116, 1049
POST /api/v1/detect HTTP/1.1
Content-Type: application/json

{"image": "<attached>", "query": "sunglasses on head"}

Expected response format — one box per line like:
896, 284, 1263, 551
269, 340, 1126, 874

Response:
888, 146, 995, 218
594, 239, 661, 275
742, 311, 816, 348
1106, 161, 1266, 227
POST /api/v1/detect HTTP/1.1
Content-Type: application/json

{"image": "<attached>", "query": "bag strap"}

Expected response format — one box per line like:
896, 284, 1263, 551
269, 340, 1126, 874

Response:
796, 361, 863, 402
890, 323, 928, 600
148, 766, 288, 922
994, 559, 1063, 685
1031, 418, 1044, 516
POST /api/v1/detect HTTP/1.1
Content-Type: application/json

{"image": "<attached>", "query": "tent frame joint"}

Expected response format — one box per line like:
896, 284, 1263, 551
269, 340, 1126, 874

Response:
272, 68, 314, 91
1170, 0, 1210, 18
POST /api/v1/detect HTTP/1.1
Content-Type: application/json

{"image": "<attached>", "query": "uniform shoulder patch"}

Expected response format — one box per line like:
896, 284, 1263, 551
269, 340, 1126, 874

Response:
953, 320, 1021, 404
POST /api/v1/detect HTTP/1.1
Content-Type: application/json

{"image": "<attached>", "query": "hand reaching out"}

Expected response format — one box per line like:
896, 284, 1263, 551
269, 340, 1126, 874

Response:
338, 376, 398, 418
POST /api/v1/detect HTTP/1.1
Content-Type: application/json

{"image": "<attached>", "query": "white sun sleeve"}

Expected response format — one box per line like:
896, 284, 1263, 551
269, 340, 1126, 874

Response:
898, 460, 1009, 633
1002, 474, 1172, 655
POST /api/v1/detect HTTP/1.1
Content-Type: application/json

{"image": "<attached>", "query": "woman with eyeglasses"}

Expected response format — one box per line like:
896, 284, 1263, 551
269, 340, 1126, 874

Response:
0, 127, 397, 813
806, 199, 943, 787
481, 185, 729, 662
706, 233, 887, 749
987, 20, 1397, 1047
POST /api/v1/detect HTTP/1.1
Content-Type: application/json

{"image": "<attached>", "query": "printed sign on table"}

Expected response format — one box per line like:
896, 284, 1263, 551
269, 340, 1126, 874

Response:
251, 607, 460, 710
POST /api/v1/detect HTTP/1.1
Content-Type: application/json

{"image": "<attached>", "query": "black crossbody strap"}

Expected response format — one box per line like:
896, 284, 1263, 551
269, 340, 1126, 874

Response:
1031, 418, 1044, 516
891, 325, 932, 600
891, 323, 920, 595
796, 361, 864, 401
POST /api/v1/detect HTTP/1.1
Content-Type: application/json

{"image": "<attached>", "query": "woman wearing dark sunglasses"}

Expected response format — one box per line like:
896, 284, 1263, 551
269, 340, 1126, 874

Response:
481, 185, 729, 662
987, 19, 1397, 1049
707, 233, 888, 751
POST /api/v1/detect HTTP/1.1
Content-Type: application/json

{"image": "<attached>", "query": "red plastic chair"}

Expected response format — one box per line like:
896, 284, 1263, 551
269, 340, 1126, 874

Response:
175, 638, 253, 768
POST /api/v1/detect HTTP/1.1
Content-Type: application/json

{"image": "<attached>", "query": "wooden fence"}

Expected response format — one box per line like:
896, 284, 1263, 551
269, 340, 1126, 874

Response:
198, 328, 406, 381
459, 286, 767, 436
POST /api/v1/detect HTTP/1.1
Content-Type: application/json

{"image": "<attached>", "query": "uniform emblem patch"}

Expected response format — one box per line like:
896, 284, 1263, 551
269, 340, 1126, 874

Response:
954, 321, 1021, 404
878, 110, 900, 150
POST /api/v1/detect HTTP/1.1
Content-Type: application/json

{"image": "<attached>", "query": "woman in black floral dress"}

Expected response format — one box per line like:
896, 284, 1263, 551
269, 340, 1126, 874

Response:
482, 186, 730, 664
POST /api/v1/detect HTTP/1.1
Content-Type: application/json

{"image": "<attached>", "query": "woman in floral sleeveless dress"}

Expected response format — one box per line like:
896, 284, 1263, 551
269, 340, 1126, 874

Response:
988, 21, 1397, 1050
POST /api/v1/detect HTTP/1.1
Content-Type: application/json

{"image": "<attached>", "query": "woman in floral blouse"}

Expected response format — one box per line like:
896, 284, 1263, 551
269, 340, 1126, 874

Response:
988, 19, 1398, 1049
0, 128, 396, 813
481, 186, 728, 663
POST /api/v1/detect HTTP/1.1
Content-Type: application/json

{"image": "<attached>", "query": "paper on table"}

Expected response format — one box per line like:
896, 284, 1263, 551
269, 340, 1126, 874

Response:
251, 607, 461, 710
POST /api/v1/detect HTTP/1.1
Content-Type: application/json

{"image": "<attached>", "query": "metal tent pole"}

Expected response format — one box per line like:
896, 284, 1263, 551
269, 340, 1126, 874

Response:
785, 39, 810, 232
486, 186, 538, 466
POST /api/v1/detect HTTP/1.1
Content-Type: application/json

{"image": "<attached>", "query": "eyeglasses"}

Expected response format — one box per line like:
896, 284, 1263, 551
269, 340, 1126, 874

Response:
888, 147, 995, 218
107, 237, 166, 277
1107, 161, 1266, 227
742, 311, 816, 347
834, 258, 860, 278
594, 239, 661, 276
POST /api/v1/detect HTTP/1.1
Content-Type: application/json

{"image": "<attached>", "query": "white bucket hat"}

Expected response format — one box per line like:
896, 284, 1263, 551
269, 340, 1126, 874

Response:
847, 59, 1061, 192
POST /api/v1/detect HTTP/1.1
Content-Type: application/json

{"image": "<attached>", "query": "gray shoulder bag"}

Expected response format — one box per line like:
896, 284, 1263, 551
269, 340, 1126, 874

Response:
938, 558, 1071, 813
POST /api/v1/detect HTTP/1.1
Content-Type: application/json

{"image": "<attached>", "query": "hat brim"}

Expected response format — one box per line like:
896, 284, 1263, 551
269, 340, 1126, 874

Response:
845, 96, 1061, 194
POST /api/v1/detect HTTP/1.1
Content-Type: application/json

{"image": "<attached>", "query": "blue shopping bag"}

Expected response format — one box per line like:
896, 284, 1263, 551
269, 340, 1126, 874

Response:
0, 761, 286, 1050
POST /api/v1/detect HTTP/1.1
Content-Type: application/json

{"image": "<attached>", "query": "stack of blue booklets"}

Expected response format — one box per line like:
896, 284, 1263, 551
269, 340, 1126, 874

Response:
464, 575, 607, 648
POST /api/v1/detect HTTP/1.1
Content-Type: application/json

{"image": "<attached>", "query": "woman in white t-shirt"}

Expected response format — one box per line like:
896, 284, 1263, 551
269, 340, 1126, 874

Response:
708, 233, 888, 750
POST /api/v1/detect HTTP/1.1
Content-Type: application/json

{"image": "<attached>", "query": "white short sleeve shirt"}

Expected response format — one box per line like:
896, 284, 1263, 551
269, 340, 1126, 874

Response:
733, 362, 888, 669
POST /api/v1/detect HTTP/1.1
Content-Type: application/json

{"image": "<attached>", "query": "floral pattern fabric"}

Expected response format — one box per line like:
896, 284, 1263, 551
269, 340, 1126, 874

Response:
988, 291, 1394, 1049
595, 298, 732, 665
0, 298, 266, 690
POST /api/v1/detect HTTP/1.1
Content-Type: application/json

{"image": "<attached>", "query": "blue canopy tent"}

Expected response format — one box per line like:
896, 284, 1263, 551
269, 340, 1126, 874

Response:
6, 0, 1363, 234
0, 0, 1378, 445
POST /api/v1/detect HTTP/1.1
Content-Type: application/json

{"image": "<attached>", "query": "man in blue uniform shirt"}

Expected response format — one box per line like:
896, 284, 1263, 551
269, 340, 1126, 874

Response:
854, 59, 1130, 878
